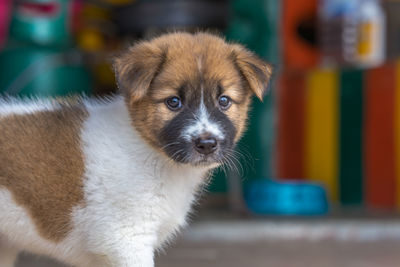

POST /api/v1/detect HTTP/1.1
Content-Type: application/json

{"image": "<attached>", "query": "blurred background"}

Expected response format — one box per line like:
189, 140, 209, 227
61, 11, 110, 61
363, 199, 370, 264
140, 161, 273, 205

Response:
2, 0, 400, 266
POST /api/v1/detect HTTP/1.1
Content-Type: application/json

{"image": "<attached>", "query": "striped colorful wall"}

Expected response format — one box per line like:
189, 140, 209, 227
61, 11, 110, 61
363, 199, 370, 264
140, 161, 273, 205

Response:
276, 62, 400, 209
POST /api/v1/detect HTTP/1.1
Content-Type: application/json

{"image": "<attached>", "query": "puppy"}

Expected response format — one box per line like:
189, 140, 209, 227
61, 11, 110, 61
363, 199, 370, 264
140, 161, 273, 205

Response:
0, 32, 271, 267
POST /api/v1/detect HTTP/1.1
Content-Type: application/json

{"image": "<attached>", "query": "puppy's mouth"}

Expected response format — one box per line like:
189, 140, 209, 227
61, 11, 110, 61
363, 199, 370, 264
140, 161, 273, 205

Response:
162, 139, 229, 167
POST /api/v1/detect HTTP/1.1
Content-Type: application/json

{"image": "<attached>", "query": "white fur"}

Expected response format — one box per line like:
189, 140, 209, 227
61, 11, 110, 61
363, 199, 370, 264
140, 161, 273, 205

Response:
0, 96, 211, 267
0, 97, 57, 116
0, 190, 98, 266
181, 89, 224, 141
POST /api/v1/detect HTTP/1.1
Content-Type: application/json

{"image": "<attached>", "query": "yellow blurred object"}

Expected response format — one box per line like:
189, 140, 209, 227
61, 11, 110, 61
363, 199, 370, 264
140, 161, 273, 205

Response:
81, 4, 111, 20
95, 62, 115, 86
305, 69, 339, 202
78, 29, 105, 52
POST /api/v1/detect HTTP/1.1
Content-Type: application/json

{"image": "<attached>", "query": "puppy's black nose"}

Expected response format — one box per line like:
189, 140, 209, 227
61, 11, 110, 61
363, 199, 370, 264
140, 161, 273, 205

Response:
194, 137, 217, 155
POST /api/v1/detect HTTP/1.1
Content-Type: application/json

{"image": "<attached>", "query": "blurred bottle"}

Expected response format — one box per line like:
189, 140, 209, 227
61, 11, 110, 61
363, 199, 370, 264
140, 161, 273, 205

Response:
356, 0, 385, 66
319, 0, 385, 68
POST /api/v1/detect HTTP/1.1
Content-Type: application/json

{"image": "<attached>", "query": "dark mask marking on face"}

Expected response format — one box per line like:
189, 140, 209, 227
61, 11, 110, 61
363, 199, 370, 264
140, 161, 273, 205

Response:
159, 81, 237, 165
159, 107, 196, 163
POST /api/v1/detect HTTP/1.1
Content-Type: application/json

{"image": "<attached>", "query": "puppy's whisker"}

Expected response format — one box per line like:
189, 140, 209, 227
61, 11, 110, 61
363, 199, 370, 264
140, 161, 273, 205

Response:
234, 145, 255, 173
160, 142, 181, 151
227, 151, 244, 177
220, 151, 243, 178
224, 148, 250, 176
227, 155, 240, 176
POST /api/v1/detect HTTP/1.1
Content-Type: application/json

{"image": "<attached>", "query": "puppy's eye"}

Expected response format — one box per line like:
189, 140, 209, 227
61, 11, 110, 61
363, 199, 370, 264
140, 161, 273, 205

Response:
218, 95, 231, 110
165, 96, 182, 111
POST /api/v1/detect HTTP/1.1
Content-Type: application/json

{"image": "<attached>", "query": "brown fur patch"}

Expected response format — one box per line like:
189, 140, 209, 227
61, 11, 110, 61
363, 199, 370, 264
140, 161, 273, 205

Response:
114, 32, 272, 150
0, 104, 87, 242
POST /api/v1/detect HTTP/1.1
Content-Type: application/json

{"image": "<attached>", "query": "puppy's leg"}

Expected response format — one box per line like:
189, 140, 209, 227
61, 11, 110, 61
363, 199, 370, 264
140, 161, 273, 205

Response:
107, 243, 154, 267
90, 230, 156, 267
0, 239, 19, 267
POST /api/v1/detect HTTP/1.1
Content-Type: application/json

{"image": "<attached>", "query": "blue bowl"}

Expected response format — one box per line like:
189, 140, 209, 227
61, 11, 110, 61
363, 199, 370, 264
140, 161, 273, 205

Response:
244, 179, 329, 215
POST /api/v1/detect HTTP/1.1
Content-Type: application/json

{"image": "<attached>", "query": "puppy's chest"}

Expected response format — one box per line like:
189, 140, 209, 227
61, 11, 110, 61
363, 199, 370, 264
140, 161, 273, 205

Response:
141, 171, 204, 246
154, 171, 204, 240
90, 149, 205, 244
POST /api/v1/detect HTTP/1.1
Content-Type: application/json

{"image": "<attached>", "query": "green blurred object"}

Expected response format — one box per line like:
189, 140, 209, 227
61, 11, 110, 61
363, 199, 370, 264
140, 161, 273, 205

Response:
0, 44, 91, 96
10, 0, 72, 47
209, 0, 280, 194
226, 0, 280, 63
339, 69, 364, 205
0, 0, 92, 97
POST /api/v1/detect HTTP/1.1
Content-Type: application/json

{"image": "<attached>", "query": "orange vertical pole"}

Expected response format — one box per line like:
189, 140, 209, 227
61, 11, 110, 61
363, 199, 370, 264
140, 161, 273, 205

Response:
277, 70, 306, 179
365, 64, 396, 208
394, 61, 400, 209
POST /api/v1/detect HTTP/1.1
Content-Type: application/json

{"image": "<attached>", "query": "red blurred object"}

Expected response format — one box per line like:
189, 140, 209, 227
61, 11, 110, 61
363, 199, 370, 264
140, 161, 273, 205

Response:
0, 0, 12, 48
70, 0, 83, 34
17, 1, 60, 17
365, 63, 397, 208
283, 0, 320, 69
276, 70, 307, 179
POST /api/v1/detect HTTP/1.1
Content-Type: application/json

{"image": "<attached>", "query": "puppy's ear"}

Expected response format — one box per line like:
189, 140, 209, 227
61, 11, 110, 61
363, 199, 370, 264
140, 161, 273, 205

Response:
231, 45, 272, 101
114, 42, 167, 103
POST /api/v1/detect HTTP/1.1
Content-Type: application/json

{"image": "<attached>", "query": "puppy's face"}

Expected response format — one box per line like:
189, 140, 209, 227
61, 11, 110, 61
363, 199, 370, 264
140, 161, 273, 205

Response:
114, 33, 272, 166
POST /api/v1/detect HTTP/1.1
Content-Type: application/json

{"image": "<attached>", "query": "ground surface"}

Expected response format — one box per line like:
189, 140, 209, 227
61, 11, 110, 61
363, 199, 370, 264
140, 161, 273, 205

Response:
16, 239, 400, 267
15, 211, 400, 267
